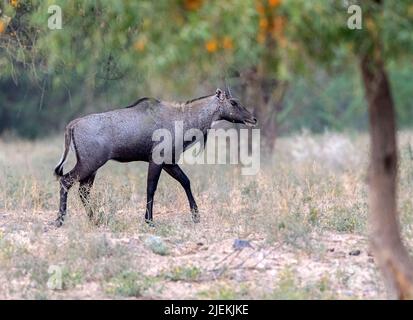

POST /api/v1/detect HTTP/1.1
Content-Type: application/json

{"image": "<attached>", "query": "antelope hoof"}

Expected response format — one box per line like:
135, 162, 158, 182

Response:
87, 211, 94, 221
145, 219, 155, 228
191, 211, 200, 223
53, 218, 63, 228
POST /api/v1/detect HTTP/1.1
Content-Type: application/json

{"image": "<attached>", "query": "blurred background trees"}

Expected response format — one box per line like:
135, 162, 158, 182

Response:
280, 0, 413, 300
1, 0, 413, 298
0, 0, 412, 142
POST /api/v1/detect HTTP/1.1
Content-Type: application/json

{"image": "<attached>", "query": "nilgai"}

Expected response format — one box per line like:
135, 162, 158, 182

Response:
53, 88, 257, 227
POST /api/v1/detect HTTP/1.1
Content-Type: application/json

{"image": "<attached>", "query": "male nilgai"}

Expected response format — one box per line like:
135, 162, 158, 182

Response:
53, 89, 257, 227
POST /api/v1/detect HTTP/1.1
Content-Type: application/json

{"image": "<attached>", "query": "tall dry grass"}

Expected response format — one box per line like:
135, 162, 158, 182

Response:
0, 130, 412, 299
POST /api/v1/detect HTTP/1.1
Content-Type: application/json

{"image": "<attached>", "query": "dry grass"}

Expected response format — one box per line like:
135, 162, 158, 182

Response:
0, 130, 412, 299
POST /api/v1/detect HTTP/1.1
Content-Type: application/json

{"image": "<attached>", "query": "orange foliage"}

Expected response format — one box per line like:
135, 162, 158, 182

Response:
277, 34, 287, 48
259, 17, 268, 30
184, 0, 203, 11
256, 32, 265, 44
205, 39, 218, 53
255, 2, 265, 15
365, 18, 376, 33
133, 37, 147, 52
255, 0, 286, 46
0, 21, 5, 34
272, 16, 286, 36
268, 0, 281, 7
10, 0, 19, 8
222, 36, 233, 50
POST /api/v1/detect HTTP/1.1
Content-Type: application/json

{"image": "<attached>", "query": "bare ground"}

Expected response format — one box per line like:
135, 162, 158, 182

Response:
0, 208, 385, 299
1, 131, 412, 299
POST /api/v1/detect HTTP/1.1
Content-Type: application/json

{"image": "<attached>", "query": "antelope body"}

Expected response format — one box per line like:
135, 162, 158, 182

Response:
53, 89, 257, 227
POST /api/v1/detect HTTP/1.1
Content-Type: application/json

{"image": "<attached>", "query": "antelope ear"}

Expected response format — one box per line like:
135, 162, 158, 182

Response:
216, 88, 224, 100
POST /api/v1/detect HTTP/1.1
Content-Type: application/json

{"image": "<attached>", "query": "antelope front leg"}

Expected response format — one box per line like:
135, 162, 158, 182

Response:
163, 164, 200, 223
145, 161, 163, 225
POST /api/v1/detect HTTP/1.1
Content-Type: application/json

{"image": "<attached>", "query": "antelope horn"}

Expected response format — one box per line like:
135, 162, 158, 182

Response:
224, 78, 232, 98
227, 84, 233, 98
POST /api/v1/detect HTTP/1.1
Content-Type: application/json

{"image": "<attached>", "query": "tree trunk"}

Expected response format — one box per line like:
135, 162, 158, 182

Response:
360, 54, 413, 299
241, 68, 287, 153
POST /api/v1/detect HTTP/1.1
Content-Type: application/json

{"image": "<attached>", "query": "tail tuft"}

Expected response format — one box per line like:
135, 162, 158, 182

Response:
54, 124, 73, 180
54, 164, 64, 179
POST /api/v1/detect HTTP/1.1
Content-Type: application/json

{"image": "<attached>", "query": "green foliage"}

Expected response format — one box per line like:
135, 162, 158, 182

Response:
198, 284, 250, 300
0, 1, 412, 138
278, 0, 413, 133
144, 236, 169, 256
105, 270, 154, 297
283, 0, 413, 69
270, 268, 335, 299
281, 70, 368, 133
164, 265, 202, 282
61, 267, 84, 290
8, 0, 260, 92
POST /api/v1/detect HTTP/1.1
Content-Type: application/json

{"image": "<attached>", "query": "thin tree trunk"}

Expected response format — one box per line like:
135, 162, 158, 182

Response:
241, 68, 287, 153
360, 54, 413, 299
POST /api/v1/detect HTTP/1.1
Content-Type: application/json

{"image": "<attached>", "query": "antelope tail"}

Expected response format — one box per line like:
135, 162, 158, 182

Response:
54, 126, 73, 178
